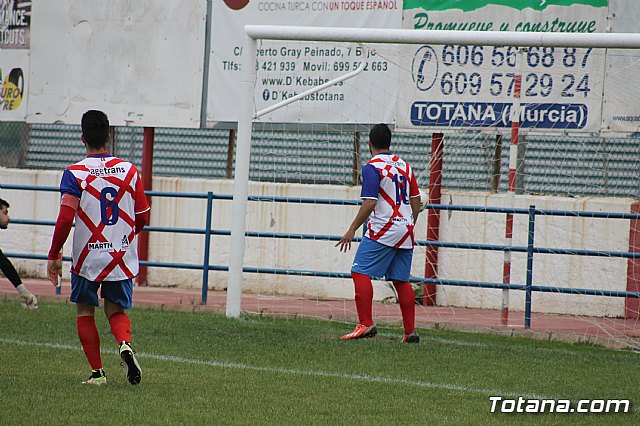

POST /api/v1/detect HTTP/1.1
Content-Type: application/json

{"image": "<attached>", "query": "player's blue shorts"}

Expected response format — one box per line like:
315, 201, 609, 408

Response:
351, 236, 413, 282
70, 273, 133, 309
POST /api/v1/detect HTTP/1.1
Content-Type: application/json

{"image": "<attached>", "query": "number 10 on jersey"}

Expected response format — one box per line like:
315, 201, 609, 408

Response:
392, 175, 409, 205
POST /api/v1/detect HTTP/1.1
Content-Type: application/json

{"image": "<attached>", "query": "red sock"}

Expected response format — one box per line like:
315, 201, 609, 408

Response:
77, 316, 102, 370
352, 272, 373, 327
108, 312, 131, 344
393, 281, 416, 334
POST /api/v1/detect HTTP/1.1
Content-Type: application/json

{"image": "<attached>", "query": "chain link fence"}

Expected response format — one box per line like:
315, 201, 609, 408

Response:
0, 122, 638, 198
0, 122, 29, 168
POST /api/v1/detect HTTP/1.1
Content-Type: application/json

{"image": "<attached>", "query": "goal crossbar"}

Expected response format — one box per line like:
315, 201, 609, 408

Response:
246, 25, 640, 49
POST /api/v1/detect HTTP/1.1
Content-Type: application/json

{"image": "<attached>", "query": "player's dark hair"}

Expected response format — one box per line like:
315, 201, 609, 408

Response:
369, 123, 392, 150
81, 110, 110, 150
0, 198, 8, 209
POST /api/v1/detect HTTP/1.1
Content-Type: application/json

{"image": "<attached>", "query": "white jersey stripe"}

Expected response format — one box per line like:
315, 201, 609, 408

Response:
364, 153, 418, 249
63, 156, 144, 281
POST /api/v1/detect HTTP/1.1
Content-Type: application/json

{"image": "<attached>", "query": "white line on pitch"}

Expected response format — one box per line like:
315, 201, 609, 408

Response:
376, 332, 636, 355
0, 337, 553, 400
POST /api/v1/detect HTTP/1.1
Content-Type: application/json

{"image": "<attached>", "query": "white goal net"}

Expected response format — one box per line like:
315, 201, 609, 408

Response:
225, 26, 640, 349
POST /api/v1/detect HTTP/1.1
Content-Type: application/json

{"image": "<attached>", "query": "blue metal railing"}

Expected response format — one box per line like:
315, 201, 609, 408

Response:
2, 183, 639, 328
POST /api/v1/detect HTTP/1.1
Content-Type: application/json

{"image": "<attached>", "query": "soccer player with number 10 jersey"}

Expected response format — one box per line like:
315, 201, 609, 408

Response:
336, 124, 422, 343
47, 110, 150, 385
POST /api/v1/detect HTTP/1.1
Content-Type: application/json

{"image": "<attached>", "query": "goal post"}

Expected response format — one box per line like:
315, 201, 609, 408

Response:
228, 31, 367, 317
227, 33, 257, 318
227, 25, 640, 319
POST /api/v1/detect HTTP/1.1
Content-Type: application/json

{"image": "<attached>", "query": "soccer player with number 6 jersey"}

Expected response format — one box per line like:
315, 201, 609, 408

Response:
336, 123, 421, 343
47, 110, 150, 385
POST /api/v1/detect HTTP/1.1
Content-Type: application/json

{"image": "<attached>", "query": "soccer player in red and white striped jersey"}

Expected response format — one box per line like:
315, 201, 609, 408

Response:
336, 124, 421, 343
47, 110, 150, 385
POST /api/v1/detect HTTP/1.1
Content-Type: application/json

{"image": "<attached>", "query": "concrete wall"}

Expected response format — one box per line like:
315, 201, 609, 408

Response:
436, 192, 633, 317
0, 167, 634, 316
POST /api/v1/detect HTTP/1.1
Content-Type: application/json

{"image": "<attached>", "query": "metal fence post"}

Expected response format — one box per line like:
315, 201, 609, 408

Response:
525, 204, 536, 329
201, 191, 214, 305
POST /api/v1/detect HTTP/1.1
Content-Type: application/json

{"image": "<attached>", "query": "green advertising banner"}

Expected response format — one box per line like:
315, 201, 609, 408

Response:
403, 0, 608, 12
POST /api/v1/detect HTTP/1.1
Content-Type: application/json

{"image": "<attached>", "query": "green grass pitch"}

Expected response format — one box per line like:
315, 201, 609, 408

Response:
0, 300, 638, 425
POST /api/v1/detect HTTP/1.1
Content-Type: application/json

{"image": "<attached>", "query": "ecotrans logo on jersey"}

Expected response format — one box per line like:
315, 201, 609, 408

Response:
224, 0, 250, 10
0, 68, 24, 110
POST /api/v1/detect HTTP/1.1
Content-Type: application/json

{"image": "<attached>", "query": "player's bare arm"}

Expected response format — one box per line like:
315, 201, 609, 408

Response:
336, 199, 377, 252
410, 195, 421, 224
47, 193, 79, 285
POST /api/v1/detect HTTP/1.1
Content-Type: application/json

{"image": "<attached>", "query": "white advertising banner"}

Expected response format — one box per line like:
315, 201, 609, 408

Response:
26, 0, 206, 128
0, 0, 30, 120
398, 0, 610, 133
601, 0, 640, 133
208, 1, 402, 125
